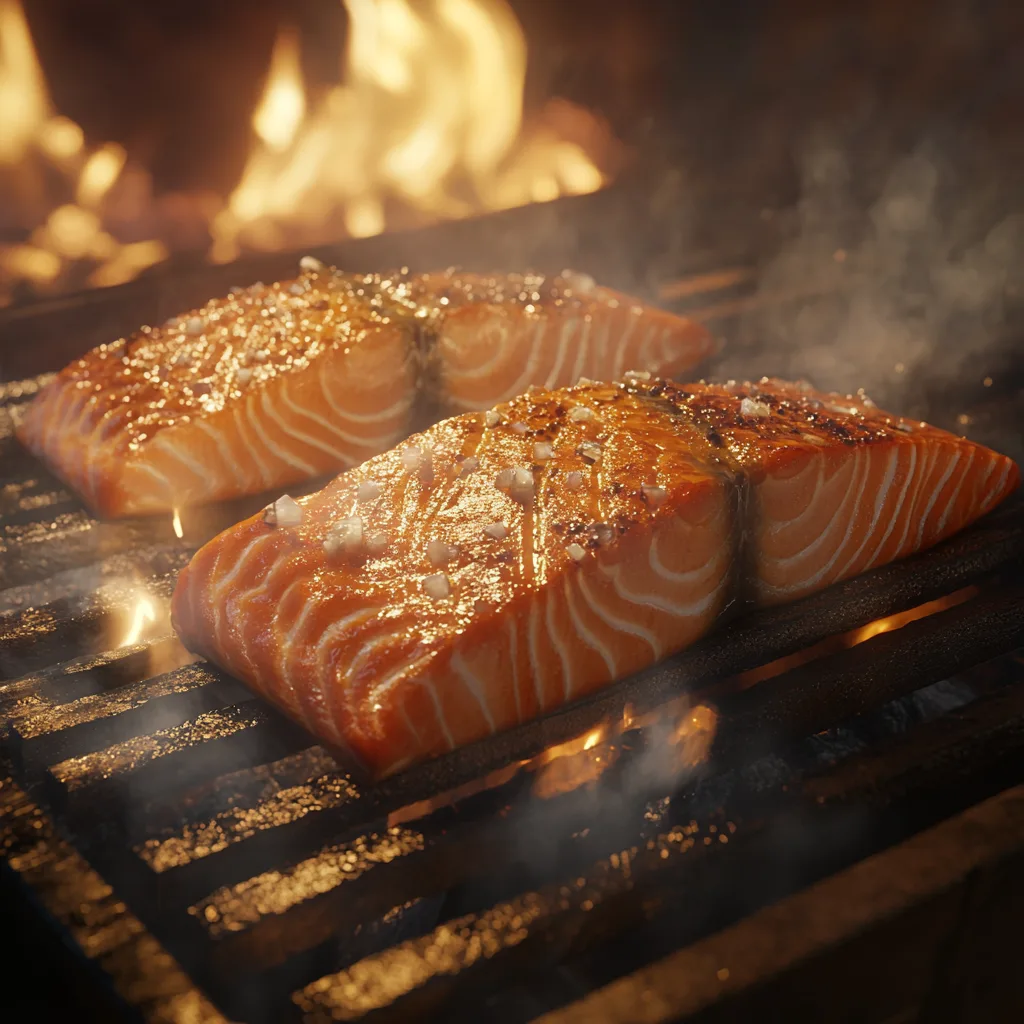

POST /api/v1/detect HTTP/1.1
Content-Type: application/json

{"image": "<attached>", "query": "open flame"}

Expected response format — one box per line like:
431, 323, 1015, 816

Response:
119, 596, 157, 648
171, 508, 184, 539
0, 0, 613, 305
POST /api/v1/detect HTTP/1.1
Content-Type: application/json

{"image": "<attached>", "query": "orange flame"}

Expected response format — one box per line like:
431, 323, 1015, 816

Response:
210, 0, 609, 263
0, 0, 168, 303
171, 508, 184, 539
119, 596, 157, 647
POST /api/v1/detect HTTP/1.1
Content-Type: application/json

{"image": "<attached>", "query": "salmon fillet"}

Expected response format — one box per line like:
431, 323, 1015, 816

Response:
170, 377, 1019, 778
14, 265, 711, 517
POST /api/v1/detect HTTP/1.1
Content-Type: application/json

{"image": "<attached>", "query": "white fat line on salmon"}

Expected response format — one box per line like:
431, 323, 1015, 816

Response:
505, 616, 523, 725
648, 530, 727, 586
893, 443, 942, 559
274, 581, 323, 719
834, 445, 900, 580
577, 569, 663, 658
393, 661, 454, 751
317, 356, 415, 426
279, 377, 387, 454
545, 586, 577, 703
563, 574, 618, 678
154, 425, 233, 492
609, 312, 640, 380
260, 387, 346, 462
982, 456, 1015, 513
541, 315, 578, 390
767, 449, 866, 572
763, 456, 824, 533
936, 445, 978, 536
82, 399, 126, 501
914, 446, 963, 547
527, 600, 549, 713
861, 442, 918, 570
123, 461, 174, 504
450, 651, 497, 734
314, 610, 384, 748
500, 318, 550, 402
600, 555, 726, 621
230, 403, 275, 487
208, 534, 279, 672
245, 391, 320, 477
567, 314, 593, 387
768, 446, 873, 594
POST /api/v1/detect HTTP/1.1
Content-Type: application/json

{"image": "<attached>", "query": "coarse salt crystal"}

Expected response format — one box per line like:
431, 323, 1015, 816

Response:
642, 484, 667, 507
593, 523, 614, 545
366, 531, 388, 557
264, 495, 303, 527
459, 456, 480, 476
533, 441, 553, 461
495, 468, 515, 488
565, 470, 585, 491
427, 538, 453, 566
357, 479, 382, 502
568, 406, 594, 423
483, 521, 508, 540
508, 467, 535, 504
484, 410, 502, 428
324, 515, 363, 555
740, 397, 771, 418
184, 316, 206, 337
510, 421, 529, 434
236, 367, 252, 386
566, 542, 587, 561
423, 573, 451, 600
579, 440, 602, 463
300, 255, 324, 272
400, 446, 424, 471
289, 282, 306, 296
561, 269, 596, 294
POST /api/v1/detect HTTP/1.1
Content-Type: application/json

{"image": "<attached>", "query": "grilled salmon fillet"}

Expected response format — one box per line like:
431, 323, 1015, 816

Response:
14, 265, 711, 517
170, 377, 1019, 778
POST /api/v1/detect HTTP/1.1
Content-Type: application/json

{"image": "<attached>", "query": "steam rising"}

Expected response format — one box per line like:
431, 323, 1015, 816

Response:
733, 137, 1024, 415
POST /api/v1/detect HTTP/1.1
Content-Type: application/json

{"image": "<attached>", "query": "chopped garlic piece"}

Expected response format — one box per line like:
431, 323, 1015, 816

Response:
508, 467, 535, 504
579, 440, 602, 463
184, 316, 206, 337
357, 479, 382, 502
561, 269, 596, 294
568, 406, 594, 423
533, 441, 553, 461
264, 495, 303, 527
593, 523, 614, 545
740, 397, 771, 418
459, 456, 480, 476
577, 376, 597, 386
510, 421, 529, 434
423, 573, 451, 600
324, 515, 363, 555
623, 369, 651, 382
300, 255, 324, 272
642, 484, 667, 507
484, 410, 502, 428
494, 468, 515, 488
565, 470, 585, 491
253, 349, 269, 363
566, 542, 587, 561
400, 445, 424, 471
483, 521, 508, 540
236, 367, 252, 386
427, 538, 454, 566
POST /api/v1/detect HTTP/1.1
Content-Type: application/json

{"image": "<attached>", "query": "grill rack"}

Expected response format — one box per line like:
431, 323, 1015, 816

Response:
3, 229, 1024, 1022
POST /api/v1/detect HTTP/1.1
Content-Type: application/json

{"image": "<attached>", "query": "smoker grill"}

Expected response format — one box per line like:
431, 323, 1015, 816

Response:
2, 191, 1024, 1024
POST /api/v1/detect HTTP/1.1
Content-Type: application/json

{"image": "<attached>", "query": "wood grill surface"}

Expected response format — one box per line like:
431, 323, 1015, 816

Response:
2, 229, 1024, 1023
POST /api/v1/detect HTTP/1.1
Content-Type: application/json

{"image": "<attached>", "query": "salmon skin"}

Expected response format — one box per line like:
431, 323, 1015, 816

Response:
170, 376, 1019, 778
14, 263, 712, 518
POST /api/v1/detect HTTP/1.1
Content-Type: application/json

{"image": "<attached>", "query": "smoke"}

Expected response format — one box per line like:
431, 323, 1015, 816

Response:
728, 133, 1024, 420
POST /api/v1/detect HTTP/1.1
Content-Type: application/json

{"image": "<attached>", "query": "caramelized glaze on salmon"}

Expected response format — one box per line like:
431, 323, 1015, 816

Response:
170, 377, 1019, 777
15, 265, 711, 517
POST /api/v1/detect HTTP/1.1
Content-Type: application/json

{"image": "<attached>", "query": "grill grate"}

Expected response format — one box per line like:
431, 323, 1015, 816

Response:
3, 247, 1024, 1022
